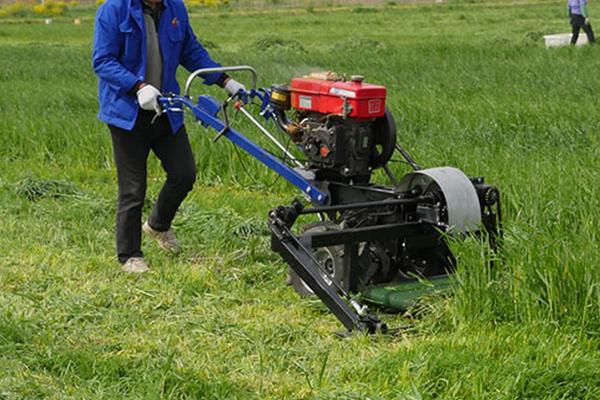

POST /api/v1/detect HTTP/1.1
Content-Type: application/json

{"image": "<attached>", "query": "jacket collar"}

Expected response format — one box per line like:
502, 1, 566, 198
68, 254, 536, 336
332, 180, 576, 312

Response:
141, 0, 168, 10
127, 0, 170, 31
133, 0, 169, 11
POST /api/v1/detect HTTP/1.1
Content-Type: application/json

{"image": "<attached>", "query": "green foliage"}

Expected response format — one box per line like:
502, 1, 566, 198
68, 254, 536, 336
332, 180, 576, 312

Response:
251, 34, 305, 52
0, 2, 31, 18
1, 1, 600, 398
332, 36, 385, 52
199, 38, 219, 49
0, 0, 69, 18
15, 178, 80, 201
351, 6, 378, 13
184, 0, 225, 9
33, 0, 68, 16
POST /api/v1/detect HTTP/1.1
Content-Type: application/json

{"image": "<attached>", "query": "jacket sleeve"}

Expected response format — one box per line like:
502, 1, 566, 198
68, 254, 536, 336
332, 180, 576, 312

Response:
179, 8, 223, 85
92, 3, 141, 93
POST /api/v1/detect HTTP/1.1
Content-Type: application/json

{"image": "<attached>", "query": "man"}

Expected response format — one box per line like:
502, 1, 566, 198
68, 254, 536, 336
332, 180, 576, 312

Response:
92, 0, 245, 273
568, 0, 596, 45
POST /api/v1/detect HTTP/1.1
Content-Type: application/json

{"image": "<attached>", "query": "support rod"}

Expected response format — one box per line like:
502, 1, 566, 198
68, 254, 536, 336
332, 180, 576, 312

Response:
300, 222, 423, 248
395, 143, 421, 171
269, 219, 382, 333
301, 196, 430, 215
238, 106, 304, 169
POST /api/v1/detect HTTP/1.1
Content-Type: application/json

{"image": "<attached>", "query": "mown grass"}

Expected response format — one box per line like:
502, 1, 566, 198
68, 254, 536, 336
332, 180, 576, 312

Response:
2, 0, 600, 398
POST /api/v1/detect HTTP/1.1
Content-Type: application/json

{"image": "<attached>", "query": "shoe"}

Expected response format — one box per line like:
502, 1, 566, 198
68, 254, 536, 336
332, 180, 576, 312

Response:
143, 221, 181, 254
122, 257, 149, 273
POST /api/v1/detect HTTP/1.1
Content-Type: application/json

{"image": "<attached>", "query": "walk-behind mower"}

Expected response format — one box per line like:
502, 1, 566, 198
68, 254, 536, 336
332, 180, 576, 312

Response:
159, 66, 502, 334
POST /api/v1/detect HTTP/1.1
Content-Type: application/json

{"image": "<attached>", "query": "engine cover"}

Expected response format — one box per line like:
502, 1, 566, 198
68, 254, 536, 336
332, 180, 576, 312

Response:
290, 75, 386, 118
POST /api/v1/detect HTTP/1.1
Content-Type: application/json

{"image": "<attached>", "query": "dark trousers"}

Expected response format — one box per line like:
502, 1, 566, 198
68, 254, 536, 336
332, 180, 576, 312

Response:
571, 14, 595, 44
109, 111, 196, 263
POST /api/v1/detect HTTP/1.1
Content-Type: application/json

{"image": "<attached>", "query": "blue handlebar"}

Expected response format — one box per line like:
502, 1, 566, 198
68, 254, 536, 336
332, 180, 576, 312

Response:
157, 93, 328, 205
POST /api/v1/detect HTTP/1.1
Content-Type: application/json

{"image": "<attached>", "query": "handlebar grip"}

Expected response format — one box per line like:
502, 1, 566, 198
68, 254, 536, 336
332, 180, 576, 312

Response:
184, 65, 258, 97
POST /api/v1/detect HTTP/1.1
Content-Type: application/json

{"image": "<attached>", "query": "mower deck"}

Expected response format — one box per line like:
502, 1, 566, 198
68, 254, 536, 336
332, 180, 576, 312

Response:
362, 275, 453, 311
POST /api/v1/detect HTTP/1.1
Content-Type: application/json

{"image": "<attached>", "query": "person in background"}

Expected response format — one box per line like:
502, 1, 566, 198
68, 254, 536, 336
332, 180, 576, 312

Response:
568, 0, 596, 45
92, 0, 245, 273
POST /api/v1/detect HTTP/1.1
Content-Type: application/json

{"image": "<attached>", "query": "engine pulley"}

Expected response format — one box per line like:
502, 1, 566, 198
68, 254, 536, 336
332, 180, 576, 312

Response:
369, 108, 397, 169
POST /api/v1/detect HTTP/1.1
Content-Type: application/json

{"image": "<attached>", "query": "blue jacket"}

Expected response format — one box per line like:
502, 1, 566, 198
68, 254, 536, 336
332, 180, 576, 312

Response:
92, 0, 222, 132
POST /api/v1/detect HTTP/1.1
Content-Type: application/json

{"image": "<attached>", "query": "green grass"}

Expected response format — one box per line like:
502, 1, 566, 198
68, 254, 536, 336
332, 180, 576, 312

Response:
2, 0, 600, 398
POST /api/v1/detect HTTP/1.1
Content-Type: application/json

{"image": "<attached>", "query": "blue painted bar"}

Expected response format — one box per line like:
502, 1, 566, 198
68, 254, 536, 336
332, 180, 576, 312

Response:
158, 95, 328, 205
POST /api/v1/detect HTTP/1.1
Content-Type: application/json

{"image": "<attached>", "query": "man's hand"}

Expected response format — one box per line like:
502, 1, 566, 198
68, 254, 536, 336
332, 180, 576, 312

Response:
224, 78, 246, 96
136, 84, 162, 115
585, 17, 591, 25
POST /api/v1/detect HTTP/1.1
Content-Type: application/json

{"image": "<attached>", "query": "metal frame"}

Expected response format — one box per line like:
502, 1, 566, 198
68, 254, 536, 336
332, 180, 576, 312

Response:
184, 65, 258, 97
268, 196, 459, 333
268, 201, 393, 333
159, 67, 502, 334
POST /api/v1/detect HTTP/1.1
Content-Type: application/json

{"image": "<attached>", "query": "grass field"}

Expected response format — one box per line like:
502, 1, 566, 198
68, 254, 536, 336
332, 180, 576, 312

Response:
2, 0, 600, 398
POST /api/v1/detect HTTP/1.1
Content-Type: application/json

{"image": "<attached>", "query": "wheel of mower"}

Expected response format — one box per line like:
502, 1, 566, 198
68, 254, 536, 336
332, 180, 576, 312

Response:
288, 221, 344, 297
397, 167, 482, 233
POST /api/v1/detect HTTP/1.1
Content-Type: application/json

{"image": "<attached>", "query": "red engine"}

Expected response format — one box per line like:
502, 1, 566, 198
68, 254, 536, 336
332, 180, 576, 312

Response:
290, 73, 387, 119
270, 72, 396, 182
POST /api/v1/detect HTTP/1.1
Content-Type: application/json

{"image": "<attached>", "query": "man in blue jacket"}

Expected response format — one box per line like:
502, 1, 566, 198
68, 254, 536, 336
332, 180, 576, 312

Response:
93, 0, 244, 273
568, 0, 595, 45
